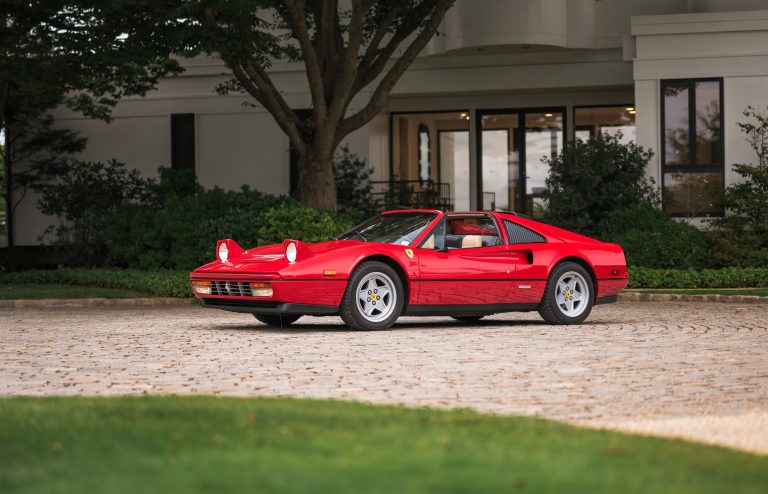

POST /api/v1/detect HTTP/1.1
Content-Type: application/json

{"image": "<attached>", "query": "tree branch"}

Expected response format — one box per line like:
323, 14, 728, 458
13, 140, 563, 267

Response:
339, 1, 453, 137
326, 0, 369, 123
281, 0, 327, 118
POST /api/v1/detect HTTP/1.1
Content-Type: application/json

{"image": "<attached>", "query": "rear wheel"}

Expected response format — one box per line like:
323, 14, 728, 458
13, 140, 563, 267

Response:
253, 314, 301, 327
538, 262, 594, 325
340, 261, 404, 331
451, 316, 485, 323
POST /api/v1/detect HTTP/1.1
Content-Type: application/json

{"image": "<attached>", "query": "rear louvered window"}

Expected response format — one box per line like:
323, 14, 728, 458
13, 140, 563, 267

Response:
504, 220, 546, 244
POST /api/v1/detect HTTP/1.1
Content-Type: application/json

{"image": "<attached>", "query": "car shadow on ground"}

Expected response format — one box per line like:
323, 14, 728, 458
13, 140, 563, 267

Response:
211, 317, 614, 334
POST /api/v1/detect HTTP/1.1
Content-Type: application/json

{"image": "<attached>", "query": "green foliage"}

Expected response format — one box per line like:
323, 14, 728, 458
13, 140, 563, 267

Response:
32, 159, 154, 264
597, 204, 707, 269
543, 133, 659, 234
333, 146, 375, 215
0, 268, 190, 297
104, 173, 355, 270
708, 106, 768, 267
627, 267, 768, 289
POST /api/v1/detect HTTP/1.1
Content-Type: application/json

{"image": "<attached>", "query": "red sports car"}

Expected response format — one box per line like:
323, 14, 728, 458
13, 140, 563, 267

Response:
190, 210, 628, 330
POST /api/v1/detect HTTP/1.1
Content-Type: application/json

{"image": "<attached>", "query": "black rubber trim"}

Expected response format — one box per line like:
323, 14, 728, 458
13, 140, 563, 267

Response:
595, 295, 618, 305
200, 298, 337, 316
404, 303, 539, 316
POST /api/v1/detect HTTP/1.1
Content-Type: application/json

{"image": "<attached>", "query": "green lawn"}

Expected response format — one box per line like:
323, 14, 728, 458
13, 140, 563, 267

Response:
0, 397, 765, 494
631, 288, 768, 297
0, 284, 150, 300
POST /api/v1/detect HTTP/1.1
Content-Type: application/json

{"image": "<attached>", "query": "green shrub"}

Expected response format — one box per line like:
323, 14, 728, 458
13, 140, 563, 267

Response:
707, 106, 768, 267
542, 133, 659, 234
597, 204, 707, 269
0, 268, 191, 297
333, 146, 376, 215
627, 267, 768, 289
105, 187, 355, 270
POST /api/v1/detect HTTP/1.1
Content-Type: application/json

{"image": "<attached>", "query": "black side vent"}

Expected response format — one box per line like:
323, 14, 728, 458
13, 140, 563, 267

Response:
504, 220, 546, 245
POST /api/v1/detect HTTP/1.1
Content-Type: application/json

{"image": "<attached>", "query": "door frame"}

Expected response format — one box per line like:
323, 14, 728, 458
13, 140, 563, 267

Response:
475, 107, 567, 213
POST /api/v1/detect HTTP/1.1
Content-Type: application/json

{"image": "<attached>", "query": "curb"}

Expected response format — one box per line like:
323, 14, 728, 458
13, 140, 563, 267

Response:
0, 297, 197, 309
618, 292, 768, 304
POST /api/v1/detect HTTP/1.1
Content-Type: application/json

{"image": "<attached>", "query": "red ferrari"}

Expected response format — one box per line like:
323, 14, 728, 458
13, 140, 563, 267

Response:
190, 210, 628, 330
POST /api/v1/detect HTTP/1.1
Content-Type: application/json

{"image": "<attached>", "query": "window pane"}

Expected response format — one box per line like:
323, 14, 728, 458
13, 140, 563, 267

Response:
525, 112, 562, 218
663, 172, 724, 216
663, 83, 690, 165
575, 106, 636, 144
390, 112, 469, 209
695, 81, 721, 164
481, 113, 521, 211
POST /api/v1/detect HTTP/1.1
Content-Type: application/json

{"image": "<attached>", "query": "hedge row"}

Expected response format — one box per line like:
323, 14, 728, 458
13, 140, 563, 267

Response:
627, 267, 768, 289
0, 268, 192, 298
3, 267, 768, 296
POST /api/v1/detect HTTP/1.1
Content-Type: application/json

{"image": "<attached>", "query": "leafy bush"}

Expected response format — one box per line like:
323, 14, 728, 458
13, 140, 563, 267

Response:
597, 204, 707, 269
0, 268, 191, 297
32, 159, 153, 263
105, 185, 355, 270
708, 106, 768, 267
628, 267, 768, 289
333, 146, 375, 215
543, 133, 659, 234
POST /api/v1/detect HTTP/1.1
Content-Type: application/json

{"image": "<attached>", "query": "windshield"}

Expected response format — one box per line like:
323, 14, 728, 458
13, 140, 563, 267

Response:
336, 212, 438, 245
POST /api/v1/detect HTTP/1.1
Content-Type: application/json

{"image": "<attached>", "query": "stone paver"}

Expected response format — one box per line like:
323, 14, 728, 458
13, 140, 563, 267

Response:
1, 302, 767, 454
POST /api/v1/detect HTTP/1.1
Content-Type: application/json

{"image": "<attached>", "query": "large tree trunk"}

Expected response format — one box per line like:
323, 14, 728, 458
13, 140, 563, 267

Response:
297, 147, 337, 211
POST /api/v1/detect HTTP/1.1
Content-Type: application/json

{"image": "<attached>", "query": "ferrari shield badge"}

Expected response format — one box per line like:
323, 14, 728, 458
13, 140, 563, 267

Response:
405, 248, 414, 259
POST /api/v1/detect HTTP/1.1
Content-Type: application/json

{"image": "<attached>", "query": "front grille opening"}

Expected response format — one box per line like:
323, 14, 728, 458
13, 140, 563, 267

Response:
210, 281, 252, 297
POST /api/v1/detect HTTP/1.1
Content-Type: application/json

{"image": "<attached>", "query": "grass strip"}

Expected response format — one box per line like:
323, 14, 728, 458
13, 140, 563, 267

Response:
0, 396, 766, 494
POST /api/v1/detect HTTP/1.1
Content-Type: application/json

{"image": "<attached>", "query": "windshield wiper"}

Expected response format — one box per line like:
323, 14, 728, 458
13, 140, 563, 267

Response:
350, 230, 367, 241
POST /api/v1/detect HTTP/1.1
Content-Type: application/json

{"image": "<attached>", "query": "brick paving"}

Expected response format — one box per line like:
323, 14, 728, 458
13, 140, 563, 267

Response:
1, 301, 767, 454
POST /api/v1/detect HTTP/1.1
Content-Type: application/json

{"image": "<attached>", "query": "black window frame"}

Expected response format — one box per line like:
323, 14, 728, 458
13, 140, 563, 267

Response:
660, 78, 725, 217
170, 113, 196, 171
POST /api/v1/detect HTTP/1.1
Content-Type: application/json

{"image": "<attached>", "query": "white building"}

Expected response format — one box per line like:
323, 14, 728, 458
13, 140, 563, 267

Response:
11, 0, 768, 246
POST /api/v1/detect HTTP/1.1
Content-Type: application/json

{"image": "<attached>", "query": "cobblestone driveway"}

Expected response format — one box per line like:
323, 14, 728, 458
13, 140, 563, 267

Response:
2, 301, 767, 454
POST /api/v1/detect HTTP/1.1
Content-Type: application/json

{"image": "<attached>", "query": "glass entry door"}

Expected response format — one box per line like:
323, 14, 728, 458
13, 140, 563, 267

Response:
479, 109, 564, 217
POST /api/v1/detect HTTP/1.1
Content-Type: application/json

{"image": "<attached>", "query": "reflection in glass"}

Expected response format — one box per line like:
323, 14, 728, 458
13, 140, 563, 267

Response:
418, 124, 430, 184
525, 113, 562, 218
439, 131, 470, 211
481, 114, 520, 212
695, 81, 721, 164
664, 83, 690, 165
663, 172, 724, 216
575, 106, 636, 144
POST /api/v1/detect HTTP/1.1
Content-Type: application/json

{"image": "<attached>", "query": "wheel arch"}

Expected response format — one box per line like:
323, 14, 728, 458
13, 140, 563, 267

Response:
554, 256, 597, 295
352, 254, 411, 311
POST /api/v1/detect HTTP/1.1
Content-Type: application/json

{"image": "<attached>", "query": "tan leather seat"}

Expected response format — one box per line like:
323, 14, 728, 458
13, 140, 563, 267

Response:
422, 235, 435, 250
461, 235, 483, 248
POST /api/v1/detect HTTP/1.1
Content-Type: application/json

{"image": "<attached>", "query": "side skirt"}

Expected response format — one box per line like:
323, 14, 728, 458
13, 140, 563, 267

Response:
403, 303, 539, 317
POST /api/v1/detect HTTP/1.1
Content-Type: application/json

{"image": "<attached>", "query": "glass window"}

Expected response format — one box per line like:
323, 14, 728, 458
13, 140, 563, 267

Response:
661, 79, 724, 216
445, 215, 501, 249
390, 112, 470, 210
525, 112, 562, 218
575, 106, 636, 144
336, 212, 437, 245
171, 113, 195, 170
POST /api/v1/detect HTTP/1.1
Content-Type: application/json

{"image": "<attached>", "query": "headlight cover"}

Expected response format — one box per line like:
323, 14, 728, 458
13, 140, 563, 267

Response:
217, 242, 229, 262
285, 242, 297, 263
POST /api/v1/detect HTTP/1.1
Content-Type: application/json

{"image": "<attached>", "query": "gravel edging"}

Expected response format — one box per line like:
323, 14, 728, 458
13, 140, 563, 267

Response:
618, 292, 768, 304
0, 297, 197, 309
1, 292, 766, 309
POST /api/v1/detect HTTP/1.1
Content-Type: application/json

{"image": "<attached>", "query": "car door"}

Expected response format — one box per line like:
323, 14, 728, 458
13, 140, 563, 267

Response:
415, 215, 513, 305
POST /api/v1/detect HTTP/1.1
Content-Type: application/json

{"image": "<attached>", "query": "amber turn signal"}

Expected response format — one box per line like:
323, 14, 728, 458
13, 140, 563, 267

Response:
249, 282, 273, 297
191, 280, 212, 295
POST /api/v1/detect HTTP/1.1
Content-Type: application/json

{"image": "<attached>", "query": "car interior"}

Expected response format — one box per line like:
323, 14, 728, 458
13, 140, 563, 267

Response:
420, 214, 501, 250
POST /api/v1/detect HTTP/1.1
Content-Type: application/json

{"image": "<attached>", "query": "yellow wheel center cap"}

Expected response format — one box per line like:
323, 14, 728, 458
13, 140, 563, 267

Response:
564, 290, 571, 298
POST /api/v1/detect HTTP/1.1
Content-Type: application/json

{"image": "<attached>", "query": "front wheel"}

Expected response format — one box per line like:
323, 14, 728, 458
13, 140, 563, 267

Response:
253, 314, 301, 327
538, 262, 594, 325
340, 261, 404, 330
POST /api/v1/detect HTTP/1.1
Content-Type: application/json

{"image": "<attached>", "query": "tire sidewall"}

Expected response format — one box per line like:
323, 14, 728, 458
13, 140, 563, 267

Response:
341, 261, 404, 330
543, 263, 595, 324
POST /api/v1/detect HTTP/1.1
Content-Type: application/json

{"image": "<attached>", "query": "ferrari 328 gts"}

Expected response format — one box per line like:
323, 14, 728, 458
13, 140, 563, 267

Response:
190, 210, 628, 330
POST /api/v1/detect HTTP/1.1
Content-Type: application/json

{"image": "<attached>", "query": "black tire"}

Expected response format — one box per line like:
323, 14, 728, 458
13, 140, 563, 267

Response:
451, 316, 485, 323
253, 314, 301, 327
538, 262, 595, 325
339, 261, 404, 331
